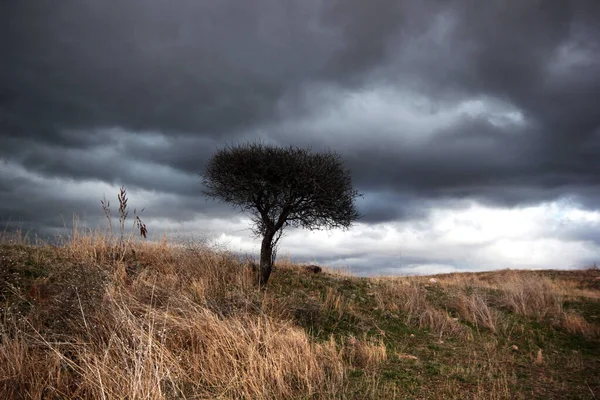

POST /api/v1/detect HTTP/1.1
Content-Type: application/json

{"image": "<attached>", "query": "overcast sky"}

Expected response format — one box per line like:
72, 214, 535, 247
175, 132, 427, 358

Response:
2, 0, 600, 275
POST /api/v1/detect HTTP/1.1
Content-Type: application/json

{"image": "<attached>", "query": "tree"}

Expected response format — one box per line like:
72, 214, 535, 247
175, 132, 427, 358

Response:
202, 142, 361, 287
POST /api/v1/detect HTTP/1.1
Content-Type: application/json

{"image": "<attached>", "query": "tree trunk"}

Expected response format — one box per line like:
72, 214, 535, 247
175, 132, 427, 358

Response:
258, 231, 275, 287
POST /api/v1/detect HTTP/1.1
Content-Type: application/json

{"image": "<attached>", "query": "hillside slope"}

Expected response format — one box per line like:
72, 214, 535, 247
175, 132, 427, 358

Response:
1, 237, 599, 399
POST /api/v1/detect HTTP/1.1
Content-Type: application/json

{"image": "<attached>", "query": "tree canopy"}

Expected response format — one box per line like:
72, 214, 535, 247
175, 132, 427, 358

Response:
202, 142, 360, 286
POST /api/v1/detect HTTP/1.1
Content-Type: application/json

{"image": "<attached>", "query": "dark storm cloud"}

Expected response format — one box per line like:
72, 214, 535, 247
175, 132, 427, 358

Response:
3, 130, 214, 196
452, 2, 600, 182
320, 0, 404, 82
1, 0, 345, 144
355, 191, 428, 223
279, 0, 600, 214
1, 0, 600, 232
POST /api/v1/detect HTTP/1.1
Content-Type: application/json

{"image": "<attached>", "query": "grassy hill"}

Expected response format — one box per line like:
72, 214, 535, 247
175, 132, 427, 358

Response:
1, 234, 599, 399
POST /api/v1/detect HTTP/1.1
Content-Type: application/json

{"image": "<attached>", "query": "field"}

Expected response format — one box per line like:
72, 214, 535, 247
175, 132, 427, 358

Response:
1, 233, 599, 399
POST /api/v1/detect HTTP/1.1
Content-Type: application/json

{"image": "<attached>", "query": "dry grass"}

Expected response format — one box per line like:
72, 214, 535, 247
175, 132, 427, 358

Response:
451, 289, 502, 334
435, 339, 520, 400
322, 287, 348, 318
435, 269, 600, 336
0, 230, 393, 399
342, 335, 388, 371
1, 298, 347, 399
556, 279, 600, 300
496, 274, 563, 319
372, 278, 467, 339
561, 312, 600, 339
1, 226, 599, 399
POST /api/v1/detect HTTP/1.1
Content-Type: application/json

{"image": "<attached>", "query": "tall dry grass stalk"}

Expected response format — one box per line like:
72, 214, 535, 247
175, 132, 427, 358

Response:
98, 186, 147, 262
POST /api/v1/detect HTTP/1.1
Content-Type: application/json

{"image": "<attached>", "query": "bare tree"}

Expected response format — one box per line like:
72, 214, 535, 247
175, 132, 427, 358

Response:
202, 142, 361, 286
